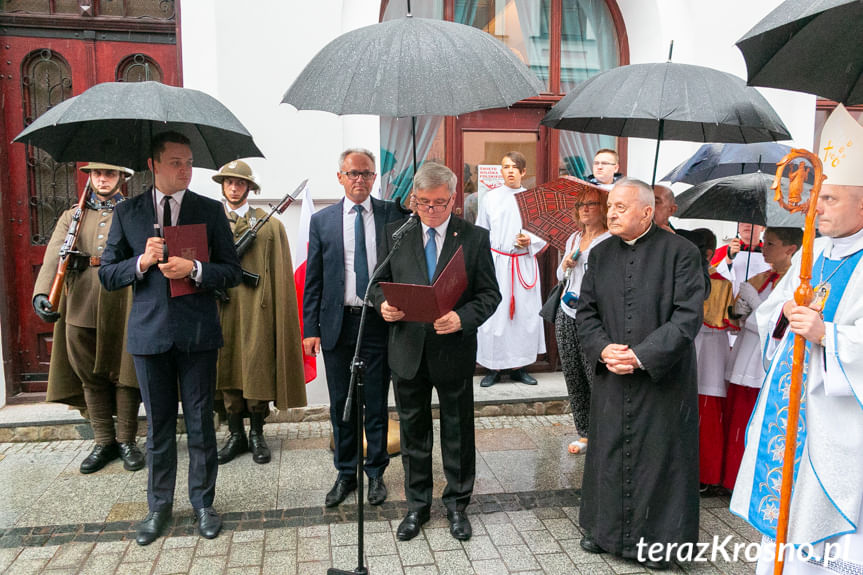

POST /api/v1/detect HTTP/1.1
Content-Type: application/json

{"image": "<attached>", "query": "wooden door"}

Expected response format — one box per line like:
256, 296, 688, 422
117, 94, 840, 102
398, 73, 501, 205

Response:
0, 8, 179, 397
449, 106, 561, 371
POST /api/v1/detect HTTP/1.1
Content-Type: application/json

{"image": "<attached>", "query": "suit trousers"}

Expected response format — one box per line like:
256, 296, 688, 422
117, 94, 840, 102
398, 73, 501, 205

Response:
134, 347, 218, 512
322, 309, 389, 481
396, 351, 475, 514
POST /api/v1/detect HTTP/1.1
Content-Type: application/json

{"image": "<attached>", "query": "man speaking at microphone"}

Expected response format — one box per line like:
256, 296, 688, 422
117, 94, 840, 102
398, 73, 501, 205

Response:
371, 162, 500, 542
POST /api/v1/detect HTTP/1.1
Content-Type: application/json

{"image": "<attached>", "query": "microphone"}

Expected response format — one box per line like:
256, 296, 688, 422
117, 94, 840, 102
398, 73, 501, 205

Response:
391, 214, 419, 241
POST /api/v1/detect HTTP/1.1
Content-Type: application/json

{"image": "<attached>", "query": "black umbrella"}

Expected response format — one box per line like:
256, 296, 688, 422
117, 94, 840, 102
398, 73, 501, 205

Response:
13, 81, 263, 171
281, 13, 543, 173
675, 172, 807, 228
662, 142, 803, 185
541, 51, 791, 185
736, 0, 863, 105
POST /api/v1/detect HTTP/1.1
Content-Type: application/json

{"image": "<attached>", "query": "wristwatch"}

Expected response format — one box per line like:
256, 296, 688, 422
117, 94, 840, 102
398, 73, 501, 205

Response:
189, 260, 199, 280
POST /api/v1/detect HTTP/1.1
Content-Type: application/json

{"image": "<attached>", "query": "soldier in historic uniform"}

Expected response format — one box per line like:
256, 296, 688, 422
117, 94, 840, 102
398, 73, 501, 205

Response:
213, 160, 308, 465
32, 162, 144, 474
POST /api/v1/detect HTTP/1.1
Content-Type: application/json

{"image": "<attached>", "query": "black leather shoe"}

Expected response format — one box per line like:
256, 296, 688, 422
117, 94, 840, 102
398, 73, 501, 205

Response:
396, 509, 430, 541
367, 477, 387, 505
80, 442, 120, 474
195, 507, 222, 539
248, 429, 271, 464
135, 508, 172, 546
325, 478, 357, 508
510, 368, 538, 385
447, 510, 472, 541
217, 414, 249, 465
480, 371, 500, 387
119, 442, 145, 471
642, 559, 670, 571
580, 536, 605, 554
248, 413, 271, 464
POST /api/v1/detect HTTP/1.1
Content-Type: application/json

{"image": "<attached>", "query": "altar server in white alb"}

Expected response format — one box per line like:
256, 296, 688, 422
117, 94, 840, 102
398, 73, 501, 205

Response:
730, 104, 863, 575
475, 151, 546, 387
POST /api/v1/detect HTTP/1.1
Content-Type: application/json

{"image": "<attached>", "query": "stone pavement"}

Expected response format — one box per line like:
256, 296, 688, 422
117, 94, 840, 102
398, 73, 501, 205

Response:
0, 415, 760, 574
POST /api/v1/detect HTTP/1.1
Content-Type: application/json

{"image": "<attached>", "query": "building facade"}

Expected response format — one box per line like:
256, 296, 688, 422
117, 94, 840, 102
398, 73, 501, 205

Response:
0, 0, 829, 404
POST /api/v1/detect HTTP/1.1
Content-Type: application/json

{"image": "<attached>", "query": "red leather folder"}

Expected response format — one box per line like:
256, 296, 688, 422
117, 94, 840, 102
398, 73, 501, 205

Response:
380, 246, 467, 323
163, 223, 208, 298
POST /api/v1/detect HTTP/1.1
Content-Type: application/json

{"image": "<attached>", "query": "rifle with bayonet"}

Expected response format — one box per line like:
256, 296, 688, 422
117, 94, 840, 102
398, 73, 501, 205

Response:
215, 178, 309, 303
44, 178, 91, 315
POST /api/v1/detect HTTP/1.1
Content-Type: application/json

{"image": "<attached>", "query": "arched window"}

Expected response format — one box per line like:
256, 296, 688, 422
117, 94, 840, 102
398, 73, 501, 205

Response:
116, 53, 163, 83
21, 49, 75, 245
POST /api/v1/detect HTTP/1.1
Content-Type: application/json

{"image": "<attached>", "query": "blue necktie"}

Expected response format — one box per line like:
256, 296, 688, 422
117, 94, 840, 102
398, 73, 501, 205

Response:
353, 204, 369, 298
425, 227, 437, 283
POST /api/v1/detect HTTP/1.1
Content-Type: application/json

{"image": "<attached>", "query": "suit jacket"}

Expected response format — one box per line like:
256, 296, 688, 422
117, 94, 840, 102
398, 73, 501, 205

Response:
303, 197, 405, 351
99, 190, 242, 355
370, 216, 501, 382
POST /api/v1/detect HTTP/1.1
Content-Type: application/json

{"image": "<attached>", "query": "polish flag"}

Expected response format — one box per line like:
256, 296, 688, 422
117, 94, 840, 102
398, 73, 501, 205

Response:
293, 185, 317, 383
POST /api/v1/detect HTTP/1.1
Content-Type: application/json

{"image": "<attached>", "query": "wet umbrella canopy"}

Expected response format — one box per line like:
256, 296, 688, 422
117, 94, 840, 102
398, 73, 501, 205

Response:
736, 0, 863, 105
282, 16, 544, 118
674, 172, 807, 228
541, 60, 791, 184
14, 81, 263, 171
662, 142, 800, 185
281, 14, 543, 184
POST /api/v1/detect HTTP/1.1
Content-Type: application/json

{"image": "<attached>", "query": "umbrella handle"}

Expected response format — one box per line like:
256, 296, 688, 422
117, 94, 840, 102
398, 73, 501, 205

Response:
770, 149, 826, 575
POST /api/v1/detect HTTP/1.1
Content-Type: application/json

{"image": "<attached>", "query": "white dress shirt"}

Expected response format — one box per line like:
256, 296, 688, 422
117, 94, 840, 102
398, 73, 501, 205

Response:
342, 197, 376, 306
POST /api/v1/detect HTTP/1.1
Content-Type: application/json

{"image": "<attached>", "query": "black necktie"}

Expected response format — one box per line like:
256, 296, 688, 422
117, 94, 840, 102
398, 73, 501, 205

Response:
163, 196, 173, 229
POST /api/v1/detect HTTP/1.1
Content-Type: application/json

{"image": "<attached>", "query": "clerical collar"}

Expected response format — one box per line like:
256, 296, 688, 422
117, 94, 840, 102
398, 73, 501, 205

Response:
622, 224, 652, 246
226, 202, 249, 218
827, 226, 863, 259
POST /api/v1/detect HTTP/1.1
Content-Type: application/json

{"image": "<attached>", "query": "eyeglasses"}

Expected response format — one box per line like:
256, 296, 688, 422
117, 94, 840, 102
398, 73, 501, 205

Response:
340, 170, 376, 180
593, 161, 617, 167
576, 201, 602, 209
415, 197, 452, 213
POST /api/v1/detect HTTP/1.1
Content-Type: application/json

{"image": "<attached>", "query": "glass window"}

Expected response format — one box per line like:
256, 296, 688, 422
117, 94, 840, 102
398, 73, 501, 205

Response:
1, 1, 50, 14
21, 49, 76, 246
379, 117, 445, 203
124, 0, 175, 19
116, 53, 163, 82
52, 0, 80, 14
457, 0, 551, 91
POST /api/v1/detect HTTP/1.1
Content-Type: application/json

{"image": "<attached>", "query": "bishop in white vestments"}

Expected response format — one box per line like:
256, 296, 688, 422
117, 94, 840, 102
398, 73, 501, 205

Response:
730, 104, 863, 575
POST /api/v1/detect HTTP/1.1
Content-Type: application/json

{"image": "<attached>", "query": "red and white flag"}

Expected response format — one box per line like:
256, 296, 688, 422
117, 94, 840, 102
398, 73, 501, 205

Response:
293, 185, 317, 383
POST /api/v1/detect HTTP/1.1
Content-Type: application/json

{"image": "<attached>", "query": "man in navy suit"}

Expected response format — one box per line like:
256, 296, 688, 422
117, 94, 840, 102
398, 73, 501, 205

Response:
99, 131, 241, 545
371, 162, 500, 542
303, 148, 404, 508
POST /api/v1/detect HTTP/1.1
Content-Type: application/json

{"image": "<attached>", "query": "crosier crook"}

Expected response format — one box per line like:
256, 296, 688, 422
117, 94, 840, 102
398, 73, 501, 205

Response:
770, 149, 826, 575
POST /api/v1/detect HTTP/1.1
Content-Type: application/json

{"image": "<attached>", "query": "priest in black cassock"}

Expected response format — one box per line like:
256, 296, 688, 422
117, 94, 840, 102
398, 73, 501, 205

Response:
575, 178, 705, 571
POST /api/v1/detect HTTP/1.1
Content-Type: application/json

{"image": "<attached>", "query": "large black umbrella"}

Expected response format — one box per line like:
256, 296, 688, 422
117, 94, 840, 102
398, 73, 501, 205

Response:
281, 13, 543, 174
282, 16, 542, 117
675, 172, 807, 227
736, 0, 863, 105
14, 81, 263, 171
541, 58, 791, 185
662, 142, 800, 185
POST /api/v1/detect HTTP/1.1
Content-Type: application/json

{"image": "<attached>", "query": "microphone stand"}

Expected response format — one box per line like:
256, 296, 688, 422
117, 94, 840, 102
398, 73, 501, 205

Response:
328, 216, 416, 575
